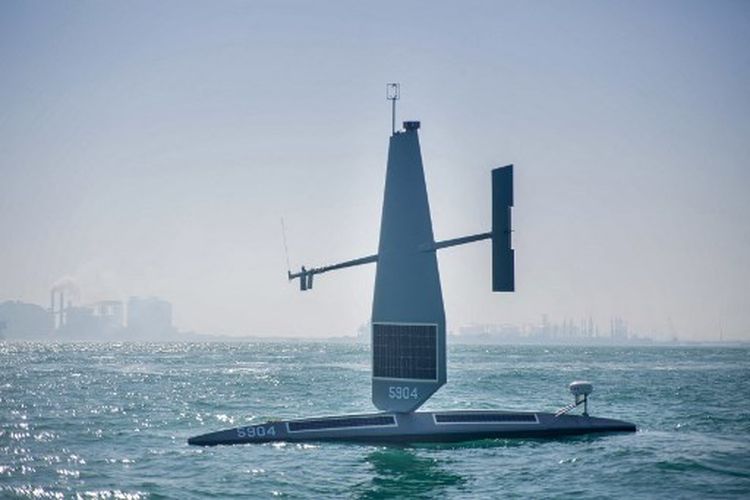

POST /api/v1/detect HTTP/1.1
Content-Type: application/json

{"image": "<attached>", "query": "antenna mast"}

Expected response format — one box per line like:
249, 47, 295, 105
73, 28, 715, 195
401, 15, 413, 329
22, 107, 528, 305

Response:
386, 83, 400, 135
280, 217, 291, 273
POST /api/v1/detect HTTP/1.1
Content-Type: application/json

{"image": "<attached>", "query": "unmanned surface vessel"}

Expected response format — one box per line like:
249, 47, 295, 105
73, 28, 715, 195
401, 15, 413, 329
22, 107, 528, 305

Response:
188, 85, 636, 446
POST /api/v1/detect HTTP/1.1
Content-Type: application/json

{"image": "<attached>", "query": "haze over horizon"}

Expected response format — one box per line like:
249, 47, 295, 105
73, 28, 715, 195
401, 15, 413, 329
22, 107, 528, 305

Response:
2, 1, 748, 341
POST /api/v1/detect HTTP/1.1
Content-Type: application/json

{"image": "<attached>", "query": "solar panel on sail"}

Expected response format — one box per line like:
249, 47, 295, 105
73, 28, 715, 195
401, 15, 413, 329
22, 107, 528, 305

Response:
372, 323, 437, 380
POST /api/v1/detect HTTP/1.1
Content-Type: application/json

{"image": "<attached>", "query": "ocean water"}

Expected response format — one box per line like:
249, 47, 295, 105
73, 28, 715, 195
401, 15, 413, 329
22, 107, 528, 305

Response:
1, 342, 748, 499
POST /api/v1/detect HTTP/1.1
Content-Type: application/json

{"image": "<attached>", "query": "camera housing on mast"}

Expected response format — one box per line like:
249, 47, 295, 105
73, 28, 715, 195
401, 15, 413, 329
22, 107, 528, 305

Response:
569, 381, 594, 416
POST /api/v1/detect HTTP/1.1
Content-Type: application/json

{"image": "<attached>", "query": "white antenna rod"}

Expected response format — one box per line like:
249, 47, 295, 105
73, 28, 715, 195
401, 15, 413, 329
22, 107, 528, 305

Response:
281, 217, 291, 272
386, 83, 400, 135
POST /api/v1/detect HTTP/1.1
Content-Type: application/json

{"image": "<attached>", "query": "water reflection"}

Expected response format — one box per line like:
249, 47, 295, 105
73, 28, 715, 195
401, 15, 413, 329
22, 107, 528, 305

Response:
358, 448, 466, 499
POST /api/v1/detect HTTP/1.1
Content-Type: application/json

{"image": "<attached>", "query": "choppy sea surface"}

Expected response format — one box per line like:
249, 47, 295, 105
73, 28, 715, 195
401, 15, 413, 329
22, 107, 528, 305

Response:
1, 342, 748, 498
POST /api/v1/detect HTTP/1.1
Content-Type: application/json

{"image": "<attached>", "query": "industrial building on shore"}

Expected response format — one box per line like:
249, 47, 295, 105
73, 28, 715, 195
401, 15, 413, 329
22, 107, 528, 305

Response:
0, 288, 178, 341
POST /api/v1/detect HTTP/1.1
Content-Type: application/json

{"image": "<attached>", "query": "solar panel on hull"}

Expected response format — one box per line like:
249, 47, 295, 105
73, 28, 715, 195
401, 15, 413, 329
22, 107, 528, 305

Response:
287, 415, 395, 432
435, 413, 537, 424
372, 323, 437, 380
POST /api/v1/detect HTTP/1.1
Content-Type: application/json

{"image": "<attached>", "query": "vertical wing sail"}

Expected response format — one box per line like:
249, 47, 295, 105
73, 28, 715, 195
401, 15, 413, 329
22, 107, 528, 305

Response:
371, 124, 446, 412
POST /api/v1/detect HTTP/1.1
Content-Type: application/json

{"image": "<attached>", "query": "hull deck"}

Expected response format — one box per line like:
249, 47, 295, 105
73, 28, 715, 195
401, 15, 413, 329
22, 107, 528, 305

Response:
187, 410, 636, 446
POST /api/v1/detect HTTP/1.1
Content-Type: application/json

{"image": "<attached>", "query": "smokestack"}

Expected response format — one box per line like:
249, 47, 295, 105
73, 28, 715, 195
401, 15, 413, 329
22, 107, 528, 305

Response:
59, 291, 65, 328
50, 290, 56, 329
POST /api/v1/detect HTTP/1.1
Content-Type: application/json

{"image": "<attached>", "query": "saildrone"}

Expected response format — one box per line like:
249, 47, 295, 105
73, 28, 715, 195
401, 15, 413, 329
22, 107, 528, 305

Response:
188, 85, 635, 445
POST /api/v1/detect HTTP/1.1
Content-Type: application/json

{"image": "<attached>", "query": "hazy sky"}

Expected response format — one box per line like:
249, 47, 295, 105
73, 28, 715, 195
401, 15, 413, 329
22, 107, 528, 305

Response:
1, 1, 748, 340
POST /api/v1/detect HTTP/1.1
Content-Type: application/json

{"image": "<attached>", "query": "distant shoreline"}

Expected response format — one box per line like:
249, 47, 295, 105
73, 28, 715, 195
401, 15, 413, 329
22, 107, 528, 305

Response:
1, 336, 747, 348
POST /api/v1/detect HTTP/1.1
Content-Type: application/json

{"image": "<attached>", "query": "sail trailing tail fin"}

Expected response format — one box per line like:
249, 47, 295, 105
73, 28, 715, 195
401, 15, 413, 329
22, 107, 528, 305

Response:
492, 165, 514, 292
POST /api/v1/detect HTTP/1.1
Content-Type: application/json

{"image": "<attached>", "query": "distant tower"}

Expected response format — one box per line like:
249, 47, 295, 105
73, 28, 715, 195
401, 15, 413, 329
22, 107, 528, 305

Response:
59, 291, 65, 328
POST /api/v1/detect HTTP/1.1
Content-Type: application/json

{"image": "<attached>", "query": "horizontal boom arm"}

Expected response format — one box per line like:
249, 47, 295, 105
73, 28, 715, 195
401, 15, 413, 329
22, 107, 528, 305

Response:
288, 253, 378, 291
428, 232, 492, 251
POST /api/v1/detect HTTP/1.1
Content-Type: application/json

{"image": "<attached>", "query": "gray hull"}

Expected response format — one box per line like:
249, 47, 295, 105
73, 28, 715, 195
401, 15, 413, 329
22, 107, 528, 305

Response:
187, 410, 635, 446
